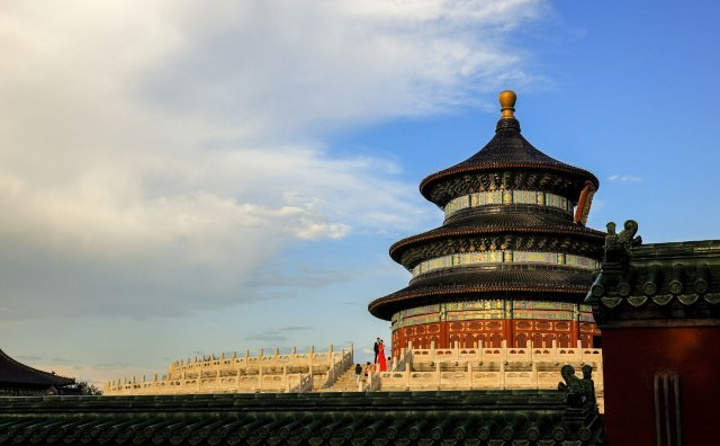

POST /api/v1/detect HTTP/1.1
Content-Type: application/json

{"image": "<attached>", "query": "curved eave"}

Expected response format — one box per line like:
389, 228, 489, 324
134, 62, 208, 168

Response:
389, 224, 606, 265
419, 162, 599, 205
369, 282, 590, 321
0, 349, 75, 387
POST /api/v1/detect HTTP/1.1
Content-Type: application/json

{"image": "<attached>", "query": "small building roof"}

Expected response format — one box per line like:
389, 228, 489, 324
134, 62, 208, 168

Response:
0, 348, 75, 388
587, 220, 720, 328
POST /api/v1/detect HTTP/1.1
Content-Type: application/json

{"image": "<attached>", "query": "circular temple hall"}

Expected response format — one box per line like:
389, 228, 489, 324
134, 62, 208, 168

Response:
369, 91, 606, 356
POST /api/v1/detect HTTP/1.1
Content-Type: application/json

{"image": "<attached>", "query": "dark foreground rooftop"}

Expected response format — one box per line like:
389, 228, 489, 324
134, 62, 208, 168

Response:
0, 373, 603, 445
0, 348, 74, 395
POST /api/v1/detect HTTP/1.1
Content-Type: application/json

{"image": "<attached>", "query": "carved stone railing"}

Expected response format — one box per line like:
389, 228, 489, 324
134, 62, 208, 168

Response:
371, 366, 595, 392
369, 343, 604, 411
318, 347, 354, 389
105, 370, 315, 395
287, 372, 313, 393
164, 345, 349, 379
404, 340, 601, 369
105, 344, 353, 395
393, 346, 411, 372
362, 369, 381, 392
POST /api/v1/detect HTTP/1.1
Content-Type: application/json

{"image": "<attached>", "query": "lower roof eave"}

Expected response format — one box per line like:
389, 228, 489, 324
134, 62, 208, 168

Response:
369, 285, 590, 321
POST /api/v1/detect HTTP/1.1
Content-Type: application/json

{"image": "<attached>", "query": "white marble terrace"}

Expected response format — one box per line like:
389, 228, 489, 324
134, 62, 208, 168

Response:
104, 345, 354, 395
105, 341, 604, 411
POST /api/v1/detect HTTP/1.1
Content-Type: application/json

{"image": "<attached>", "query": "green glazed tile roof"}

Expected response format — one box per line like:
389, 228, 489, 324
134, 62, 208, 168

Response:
587, 221, 720, 326
0, 389, 603, 445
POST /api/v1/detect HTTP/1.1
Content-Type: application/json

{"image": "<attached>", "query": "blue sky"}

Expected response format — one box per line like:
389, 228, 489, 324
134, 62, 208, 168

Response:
1, 1, 719, 385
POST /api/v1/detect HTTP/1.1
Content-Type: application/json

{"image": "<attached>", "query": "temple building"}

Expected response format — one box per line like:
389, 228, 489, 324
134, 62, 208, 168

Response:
369, 91, 606, 355
105, 92, 607, 404
0, 348, 75, 396
9, 91, 720, 444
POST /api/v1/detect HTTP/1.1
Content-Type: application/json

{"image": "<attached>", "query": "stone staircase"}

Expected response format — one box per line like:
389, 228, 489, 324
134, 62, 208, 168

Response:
317, 365, 360, 392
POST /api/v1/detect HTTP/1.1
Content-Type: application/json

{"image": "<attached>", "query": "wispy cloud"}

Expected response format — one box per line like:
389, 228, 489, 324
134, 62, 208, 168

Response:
0, 1, 546, 321
608, 174, 642, 183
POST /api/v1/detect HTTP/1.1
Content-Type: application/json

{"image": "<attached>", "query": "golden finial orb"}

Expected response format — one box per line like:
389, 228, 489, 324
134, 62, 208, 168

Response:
499, 90, 517, 119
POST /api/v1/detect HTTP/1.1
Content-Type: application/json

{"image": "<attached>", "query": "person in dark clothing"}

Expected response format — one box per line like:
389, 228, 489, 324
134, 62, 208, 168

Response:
355, 363, 363, 386
373, 338, 380, 363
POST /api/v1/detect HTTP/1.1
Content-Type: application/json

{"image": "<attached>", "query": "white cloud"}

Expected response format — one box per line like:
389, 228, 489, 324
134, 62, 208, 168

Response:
0, 0, 546, 320
608, 174, 642, 183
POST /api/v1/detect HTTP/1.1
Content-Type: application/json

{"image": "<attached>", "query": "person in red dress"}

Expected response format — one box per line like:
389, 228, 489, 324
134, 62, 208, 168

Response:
377, 340, 388, 372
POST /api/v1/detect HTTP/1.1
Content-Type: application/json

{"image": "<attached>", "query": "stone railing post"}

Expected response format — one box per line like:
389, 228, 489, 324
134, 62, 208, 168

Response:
291, 346, 297, 362
435, 360, 441, 388
309, 345, 315, 368
530, 341, 536, 369
258, 363, 263, 393
284, 365, 290, 393
500, 360, 506, 390
468, 362, 473, 389
404, 366, 411, 391
328, 344, 334, 380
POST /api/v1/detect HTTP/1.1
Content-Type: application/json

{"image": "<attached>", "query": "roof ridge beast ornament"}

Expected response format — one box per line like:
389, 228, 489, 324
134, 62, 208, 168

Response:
558, 364, 597, 410
604, 220, 642, 263
587, 220, 642, 308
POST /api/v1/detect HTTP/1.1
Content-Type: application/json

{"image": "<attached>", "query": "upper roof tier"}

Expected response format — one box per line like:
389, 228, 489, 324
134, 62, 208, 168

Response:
420, 91, 599, 207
